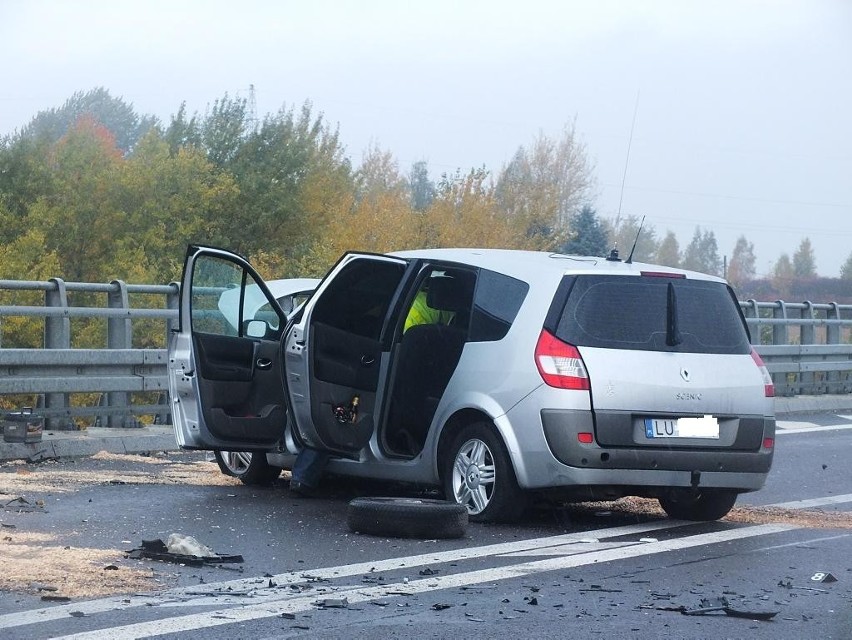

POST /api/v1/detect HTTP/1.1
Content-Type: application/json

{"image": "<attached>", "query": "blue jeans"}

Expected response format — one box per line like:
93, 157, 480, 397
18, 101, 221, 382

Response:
291, 447, 330, 487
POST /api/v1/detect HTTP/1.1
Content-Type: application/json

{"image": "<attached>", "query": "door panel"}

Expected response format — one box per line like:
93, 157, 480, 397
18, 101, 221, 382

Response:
168, 246, 289, 451
285, 253, 412, 454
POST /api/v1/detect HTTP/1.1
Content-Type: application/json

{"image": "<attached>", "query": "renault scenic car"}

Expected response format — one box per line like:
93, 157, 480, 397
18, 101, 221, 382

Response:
168, 245, 775, 522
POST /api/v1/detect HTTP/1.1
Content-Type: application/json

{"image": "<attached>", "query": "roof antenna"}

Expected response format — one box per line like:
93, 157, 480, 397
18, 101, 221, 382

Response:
614, 90, 640, 234
625, 215, 646, 264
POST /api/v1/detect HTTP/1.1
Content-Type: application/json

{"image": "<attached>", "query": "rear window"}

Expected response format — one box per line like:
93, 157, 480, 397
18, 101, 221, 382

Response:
554, 275, 750, 354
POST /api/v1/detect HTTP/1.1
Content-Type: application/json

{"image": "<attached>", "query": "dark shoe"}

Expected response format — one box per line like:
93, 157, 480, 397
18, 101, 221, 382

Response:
289, 479, 319, 498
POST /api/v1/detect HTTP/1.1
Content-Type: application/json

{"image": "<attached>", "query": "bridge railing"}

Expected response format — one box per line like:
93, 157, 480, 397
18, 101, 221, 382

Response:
1, 279, 851, 428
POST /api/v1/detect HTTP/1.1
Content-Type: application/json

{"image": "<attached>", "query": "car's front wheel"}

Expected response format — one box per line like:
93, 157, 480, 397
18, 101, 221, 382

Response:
213, 451, 281, 485
658, 489, 738, 521
442, 422, 527, 523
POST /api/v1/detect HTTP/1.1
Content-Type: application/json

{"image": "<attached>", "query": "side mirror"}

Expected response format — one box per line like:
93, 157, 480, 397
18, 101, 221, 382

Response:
245, 319, 268, 339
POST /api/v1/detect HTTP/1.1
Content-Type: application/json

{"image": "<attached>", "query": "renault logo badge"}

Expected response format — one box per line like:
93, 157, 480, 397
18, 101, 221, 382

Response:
680, 368, 691, 382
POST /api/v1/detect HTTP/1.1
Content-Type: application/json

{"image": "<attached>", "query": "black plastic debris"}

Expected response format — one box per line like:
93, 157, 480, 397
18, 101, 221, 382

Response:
432, 603, 452, 611
41, 595, 71, 602
126, 538, 243, 567
4, 497, 45, 513
419, 567, 440, 576
315, 597, 348, 609
673, 596, 779, 621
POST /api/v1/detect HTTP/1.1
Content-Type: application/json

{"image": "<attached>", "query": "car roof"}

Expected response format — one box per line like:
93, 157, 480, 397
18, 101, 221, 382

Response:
388, 248, 726, 284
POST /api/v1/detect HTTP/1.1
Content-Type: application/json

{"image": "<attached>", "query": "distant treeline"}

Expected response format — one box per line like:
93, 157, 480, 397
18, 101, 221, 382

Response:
2, 88, 851, 350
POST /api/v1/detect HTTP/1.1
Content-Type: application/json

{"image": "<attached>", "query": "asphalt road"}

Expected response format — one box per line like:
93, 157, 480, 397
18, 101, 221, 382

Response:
1, 413, 851, 640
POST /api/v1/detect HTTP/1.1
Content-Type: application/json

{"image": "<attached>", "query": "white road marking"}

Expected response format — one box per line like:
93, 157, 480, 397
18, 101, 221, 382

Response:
50, 524, 795, 640
768, 493, 852, 510
776, 424, 852, 435
0, 519, 682, 631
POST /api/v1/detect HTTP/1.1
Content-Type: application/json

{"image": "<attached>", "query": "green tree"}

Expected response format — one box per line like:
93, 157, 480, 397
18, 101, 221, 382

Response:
0, 132, 56, 223
560, 205, 608, 256
793, 237, 817, 277
727, 235, 756, 287
163, 102, 202, 155
21, 87, 157, 153
682, 227, 721, 276
409, 160, 436, 212
656, 230, 681, 267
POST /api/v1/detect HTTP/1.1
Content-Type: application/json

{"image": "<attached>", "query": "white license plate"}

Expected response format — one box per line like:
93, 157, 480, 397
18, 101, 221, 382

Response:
644, 415, 719, 439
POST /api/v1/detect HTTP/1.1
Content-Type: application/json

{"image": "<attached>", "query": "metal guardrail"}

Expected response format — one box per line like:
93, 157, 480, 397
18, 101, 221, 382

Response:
741, 299, 852, 396
1, 279, 851, 429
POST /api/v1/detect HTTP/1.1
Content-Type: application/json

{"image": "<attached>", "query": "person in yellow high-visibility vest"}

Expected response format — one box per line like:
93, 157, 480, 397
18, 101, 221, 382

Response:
403, 290, 454, 333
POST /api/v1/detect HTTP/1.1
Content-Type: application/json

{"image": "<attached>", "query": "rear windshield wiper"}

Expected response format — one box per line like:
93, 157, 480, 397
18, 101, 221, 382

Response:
666, 281, 683, 347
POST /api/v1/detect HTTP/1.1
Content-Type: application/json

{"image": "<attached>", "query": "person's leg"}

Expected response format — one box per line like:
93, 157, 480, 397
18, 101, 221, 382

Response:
290, 447, 330, 493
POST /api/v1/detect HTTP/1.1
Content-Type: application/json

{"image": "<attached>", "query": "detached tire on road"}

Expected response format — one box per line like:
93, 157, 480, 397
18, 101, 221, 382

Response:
347, 497, 468, 539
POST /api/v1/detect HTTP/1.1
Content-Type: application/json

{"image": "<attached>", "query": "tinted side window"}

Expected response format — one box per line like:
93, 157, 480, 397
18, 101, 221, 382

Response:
311, 259, 406, 340
555, 275, 750, 354
469, 269, 529, 342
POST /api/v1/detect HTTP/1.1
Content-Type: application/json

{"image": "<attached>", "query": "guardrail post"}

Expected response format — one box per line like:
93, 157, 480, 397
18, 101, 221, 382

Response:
744, 299, 761, 345
800, 301, 817, 393
107, 280, 133, 427
44, 278, 72, 429
826, 302, 844, 393
771, 301, 791, 394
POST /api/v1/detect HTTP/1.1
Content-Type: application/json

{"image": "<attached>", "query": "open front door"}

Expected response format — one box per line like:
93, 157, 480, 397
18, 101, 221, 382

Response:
169, 246, 289, 451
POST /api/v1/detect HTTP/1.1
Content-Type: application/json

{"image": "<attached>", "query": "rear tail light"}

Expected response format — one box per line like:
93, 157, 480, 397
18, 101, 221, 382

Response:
750, 349, 775, 397
535, 330, 590, 390
762, 437, 774, 450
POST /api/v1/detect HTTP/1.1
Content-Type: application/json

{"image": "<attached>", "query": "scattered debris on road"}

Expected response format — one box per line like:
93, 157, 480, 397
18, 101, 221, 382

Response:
126, 537, 243, 567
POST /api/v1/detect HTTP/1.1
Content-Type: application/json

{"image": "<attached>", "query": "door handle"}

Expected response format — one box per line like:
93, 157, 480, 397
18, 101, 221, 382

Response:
256, 358, 272, 370
361, 355, 375, 367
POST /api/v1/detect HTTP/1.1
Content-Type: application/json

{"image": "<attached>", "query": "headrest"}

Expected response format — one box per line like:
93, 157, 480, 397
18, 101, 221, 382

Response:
426, 276, 471, 312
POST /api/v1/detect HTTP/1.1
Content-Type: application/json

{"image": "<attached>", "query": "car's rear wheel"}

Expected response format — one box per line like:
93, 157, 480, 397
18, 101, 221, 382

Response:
442, 422, 527, 523
658, 489, 738, 521
213, 451, 281, 485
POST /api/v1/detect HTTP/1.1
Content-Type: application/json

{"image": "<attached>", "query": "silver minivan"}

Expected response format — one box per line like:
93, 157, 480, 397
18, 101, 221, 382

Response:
169, 246, 775, 522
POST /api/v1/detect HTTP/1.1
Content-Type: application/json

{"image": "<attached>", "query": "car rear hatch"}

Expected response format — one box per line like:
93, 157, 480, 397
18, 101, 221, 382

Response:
550, 272, 771, 451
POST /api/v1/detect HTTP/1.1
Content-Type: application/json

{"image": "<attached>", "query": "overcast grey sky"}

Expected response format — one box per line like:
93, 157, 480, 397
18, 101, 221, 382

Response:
2, 0, 851, 276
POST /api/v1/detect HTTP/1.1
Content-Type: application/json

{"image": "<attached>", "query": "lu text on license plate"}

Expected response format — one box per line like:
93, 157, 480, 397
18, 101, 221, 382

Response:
645, 415, 719, 439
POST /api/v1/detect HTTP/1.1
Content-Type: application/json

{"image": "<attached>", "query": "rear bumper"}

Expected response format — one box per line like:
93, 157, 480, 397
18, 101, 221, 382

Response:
508, 407, 773, 491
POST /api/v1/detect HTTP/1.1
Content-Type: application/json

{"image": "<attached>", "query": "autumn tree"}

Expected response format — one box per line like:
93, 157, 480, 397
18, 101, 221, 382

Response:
24, 116, 125, 283
656, 230, 681, 267
355, 145, 408, 204
495, 122, 594, 250
727, 235, 757, 287
429, 168, 518, 249
773, 253, 794, 298
793, 237, 817, 277
682, 227, 721, 276
560, 205, 608, 256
